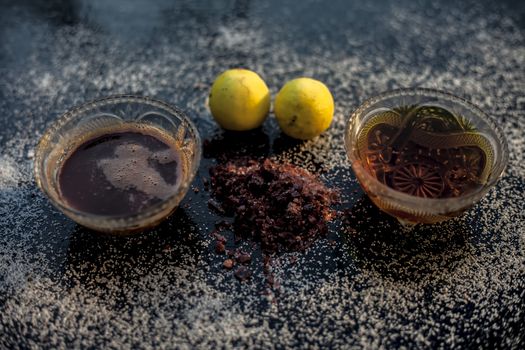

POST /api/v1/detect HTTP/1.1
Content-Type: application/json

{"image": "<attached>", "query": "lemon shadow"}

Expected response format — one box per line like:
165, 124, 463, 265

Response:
202, 128, 271, 161
271, 132, 305, 154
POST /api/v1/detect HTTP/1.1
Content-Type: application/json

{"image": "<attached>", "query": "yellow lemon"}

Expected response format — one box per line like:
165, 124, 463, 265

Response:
274, 78, 334, 140
208, 69, 271, 131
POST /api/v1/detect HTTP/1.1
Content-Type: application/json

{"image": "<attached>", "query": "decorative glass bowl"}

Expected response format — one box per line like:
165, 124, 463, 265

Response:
34, 95, 201, 234
344, 88, 508, 225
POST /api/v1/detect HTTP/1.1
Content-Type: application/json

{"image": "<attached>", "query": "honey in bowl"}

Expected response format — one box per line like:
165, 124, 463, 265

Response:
356, 105, 493, 200
58, 128, 182, 217
345, 88, 508, 225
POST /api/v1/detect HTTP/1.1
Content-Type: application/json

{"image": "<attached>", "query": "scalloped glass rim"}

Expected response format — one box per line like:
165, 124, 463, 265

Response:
344, 88, 509, 215
34, 95, 202, 232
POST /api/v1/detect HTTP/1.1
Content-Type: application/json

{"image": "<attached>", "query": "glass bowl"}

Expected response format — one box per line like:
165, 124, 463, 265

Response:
34, 95, 202, 234
344, 88, 508, 225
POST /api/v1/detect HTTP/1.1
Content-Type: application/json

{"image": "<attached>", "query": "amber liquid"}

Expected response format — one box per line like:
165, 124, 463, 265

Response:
58, 129, 181, 216
357, 106, 492, 199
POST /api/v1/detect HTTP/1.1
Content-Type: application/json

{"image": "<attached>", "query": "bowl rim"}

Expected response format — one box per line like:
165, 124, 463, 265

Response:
344, 87, 509, 212
34, 94, 202, 227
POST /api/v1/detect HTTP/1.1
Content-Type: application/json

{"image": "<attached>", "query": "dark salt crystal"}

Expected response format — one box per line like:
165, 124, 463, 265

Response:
210, 159, 338, 254
234, 266, 252, 281
223, 259, 234, 269
215, 241, 226, 254
236, 253, 252, 264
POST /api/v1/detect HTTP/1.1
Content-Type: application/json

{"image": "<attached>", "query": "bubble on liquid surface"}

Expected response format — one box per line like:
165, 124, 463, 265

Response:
97, 143, 178, 201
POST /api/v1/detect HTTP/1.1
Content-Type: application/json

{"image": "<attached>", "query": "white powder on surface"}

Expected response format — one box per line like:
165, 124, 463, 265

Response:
0, 0, 524, 348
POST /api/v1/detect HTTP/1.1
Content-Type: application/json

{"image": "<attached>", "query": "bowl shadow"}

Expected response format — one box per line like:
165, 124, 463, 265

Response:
342, 195, 476, 283
63, 208, 202, 302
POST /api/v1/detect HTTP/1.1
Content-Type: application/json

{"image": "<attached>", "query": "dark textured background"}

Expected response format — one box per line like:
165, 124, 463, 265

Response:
0, 0, 524, 348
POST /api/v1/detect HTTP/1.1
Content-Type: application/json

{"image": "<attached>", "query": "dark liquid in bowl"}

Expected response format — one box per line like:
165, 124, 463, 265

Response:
356, 105, 494, 198
58, 130, 181, 216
